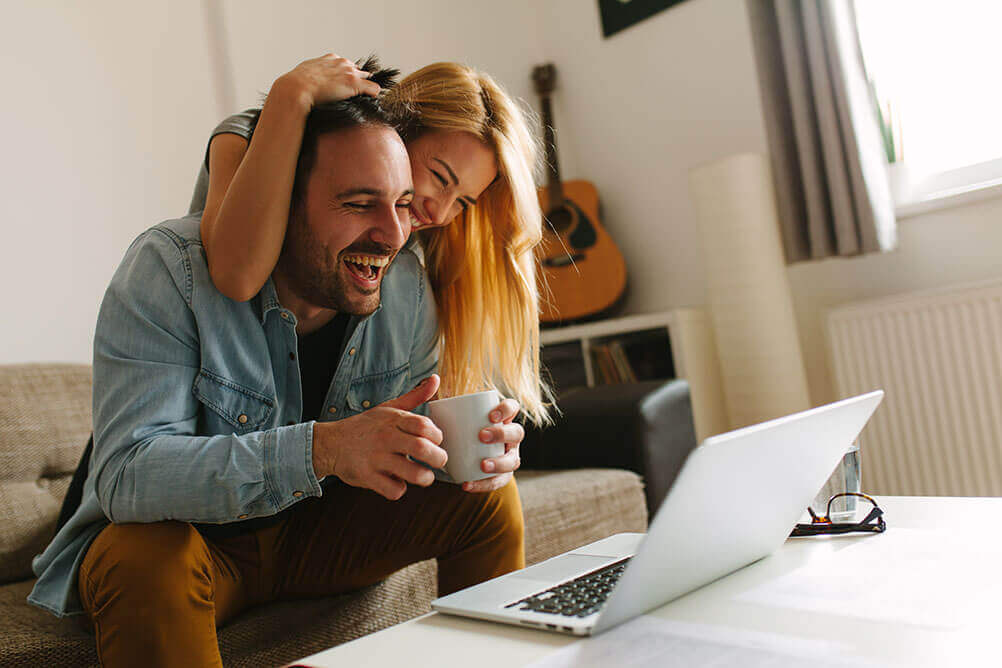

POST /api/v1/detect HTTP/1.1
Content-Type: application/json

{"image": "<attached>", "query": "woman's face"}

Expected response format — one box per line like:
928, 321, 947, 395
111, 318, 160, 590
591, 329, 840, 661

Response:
405, 130, 498, 230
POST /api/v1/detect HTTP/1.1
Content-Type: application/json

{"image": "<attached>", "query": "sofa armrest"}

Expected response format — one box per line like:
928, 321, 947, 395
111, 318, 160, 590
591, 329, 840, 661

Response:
520, 379, 698, 511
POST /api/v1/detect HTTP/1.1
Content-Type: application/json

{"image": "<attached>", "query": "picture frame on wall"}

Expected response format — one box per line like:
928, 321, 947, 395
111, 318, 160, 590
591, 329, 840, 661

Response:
598, 0, 687, 38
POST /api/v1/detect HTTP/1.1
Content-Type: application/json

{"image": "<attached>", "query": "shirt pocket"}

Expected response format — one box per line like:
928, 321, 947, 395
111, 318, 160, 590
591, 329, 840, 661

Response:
193, 369, 274, 434
346, 363, 411, 413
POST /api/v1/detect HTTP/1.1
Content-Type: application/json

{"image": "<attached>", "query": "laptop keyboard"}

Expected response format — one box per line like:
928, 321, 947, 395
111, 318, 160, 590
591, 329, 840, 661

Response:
505, 558, 631, 618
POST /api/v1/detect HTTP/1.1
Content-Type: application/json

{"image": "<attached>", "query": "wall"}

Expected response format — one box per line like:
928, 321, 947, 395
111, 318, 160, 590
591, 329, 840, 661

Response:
1, 1, 220, 364
218, 0, 544, 116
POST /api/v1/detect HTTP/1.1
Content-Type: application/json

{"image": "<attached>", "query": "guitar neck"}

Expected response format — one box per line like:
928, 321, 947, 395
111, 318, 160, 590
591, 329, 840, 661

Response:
539, 96, 564, 211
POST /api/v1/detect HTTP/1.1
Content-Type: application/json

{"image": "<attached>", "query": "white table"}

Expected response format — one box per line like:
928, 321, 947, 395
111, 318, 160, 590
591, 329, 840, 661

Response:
289, 497, 1002, 667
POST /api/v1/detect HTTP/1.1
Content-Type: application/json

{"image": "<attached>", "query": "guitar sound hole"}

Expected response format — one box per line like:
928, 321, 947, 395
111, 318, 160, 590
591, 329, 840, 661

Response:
545, 207, 574, 234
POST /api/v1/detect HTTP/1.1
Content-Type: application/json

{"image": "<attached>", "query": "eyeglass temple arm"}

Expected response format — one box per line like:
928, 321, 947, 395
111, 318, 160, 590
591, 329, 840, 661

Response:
860, 505, 884, 525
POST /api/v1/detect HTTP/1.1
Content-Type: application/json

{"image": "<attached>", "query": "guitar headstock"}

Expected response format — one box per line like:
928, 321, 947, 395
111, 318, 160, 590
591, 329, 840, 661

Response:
531, 63, 557, 96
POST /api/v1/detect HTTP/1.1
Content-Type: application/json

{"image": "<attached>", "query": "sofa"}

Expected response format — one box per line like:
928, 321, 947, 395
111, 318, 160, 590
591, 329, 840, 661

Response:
0, 363, 696, 666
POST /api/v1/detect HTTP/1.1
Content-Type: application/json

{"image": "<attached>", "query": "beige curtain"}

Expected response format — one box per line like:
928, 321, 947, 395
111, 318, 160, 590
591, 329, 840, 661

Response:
746, 0, 897, 263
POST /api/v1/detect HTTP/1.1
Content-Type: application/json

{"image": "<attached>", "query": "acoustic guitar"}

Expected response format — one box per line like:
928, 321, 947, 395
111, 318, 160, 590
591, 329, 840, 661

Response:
532, 63, 627, 325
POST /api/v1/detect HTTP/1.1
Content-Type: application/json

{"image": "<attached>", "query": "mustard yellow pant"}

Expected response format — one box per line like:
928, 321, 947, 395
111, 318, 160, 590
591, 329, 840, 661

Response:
77, 478, 524, 667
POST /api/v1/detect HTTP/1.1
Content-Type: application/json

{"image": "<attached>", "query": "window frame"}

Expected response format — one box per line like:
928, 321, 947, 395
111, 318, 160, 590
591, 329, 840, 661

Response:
890, 157, 1002, 219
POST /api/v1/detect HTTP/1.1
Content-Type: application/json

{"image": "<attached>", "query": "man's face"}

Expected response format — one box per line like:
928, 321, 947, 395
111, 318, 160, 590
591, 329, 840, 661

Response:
278, 125, 413, 315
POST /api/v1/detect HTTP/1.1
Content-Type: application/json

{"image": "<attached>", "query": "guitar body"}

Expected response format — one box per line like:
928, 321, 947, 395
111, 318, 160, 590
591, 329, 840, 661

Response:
537, 179, 627, 324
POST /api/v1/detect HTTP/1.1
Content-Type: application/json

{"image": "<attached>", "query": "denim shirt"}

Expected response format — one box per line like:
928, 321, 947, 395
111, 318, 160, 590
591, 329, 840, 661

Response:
28, 214, 438, 617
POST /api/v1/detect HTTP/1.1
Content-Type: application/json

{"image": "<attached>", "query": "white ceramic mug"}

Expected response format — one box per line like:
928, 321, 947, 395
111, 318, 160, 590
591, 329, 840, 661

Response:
427, 390, 504, 483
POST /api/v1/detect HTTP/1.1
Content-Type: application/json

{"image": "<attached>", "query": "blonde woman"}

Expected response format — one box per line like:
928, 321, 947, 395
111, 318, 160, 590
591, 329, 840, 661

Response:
191, 54, 552, 494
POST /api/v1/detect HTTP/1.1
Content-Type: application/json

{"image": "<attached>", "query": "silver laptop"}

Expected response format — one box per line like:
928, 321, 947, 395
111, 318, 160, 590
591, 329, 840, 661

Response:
432, 390, 884, 636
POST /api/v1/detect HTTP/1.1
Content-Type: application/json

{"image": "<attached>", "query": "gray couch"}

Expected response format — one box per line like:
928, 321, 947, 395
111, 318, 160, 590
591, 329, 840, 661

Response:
0, 364, 657, 666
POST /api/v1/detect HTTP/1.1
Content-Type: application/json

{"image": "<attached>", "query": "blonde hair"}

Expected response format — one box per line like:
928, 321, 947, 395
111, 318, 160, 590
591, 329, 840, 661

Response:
383, 63, 553, 426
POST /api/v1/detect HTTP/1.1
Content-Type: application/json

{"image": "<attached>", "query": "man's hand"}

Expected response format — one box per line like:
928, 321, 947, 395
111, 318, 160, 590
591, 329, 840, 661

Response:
273, 53, 383, 115
312, 374, 447, 500
462, 397, 525, 494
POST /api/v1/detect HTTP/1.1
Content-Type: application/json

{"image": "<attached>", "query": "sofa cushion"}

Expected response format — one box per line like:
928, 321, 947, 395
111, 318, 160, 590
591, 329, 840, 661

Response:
0, 468, 646, 667
516, 469, 648, 565
0, 364, 92, 584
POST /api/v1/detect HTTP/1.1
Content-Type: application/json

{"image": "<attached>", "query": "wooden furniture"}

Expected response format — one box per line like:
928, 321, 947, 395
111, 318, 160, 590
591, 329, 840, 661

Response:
541, 309, 728, 443
291, 497, 1002, 668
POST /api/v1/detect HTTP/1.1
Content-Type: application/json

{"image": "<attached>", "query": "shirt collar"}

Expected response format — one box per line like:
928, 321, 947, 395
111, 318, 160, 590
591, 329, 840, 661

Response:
256, 278, 285, 325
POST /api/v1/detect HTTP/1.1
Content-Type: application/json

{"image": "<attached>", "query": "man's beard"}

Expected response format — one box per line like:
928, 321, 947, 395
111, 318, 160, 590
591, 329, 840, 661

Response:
275, 205, 389, 315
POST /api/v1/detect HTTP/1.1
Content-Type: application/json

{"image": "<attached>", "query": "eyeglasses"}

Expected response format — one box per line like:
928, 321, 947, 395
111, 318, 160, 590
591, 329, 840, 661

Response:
790, 492, 886, 537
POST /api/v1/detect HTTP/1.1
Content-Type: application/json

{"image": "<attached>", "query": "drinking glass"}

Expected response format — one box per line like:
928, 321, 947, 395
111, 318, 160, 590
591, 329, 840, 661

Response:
813, 440, 861, 522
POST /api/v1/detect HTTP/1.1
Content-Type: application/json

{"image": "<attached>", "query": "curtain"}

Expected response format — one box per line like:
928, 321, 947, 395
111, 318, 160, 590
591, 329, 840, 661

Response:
746, 0, 897, 263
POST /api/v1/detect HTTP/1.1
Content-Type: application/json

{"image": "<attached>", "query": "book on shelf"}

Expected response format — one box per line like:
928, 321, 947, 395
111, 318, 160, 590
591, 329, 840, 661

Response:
608, 340, 638, 383
590, 342, 637, 384
590, 343, 612, 384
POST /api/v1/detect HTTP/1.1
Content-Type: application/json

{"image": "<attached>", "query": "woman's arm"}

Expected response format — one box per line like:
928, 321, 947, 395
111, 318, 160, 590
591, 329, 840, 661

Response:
201, 54, 381, 301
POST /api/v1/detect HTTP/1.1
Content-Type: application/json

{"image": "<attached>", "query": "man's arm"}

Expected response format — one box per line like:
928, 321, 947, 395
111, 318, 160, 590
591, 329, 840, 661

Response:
91, 229, 321, 524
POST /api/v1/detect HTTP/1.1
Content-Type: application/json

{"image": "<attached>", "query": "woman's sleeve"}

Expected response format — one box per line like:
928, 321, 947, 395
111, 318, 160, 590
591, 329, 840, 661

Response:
187, 109, 262, 215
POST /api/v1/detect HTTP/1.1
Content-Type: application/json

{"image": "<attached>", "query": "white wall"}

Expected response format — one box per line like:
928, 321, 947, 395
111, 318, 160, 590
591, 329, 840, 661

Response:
218, 0, 544, 115
1, 1, 221, 364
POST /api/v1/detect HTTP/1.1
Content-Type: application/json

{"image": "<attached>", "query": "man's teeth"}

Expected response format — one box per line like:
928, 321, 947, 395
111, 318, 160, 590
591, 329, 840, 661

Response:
344, 254, 389, 268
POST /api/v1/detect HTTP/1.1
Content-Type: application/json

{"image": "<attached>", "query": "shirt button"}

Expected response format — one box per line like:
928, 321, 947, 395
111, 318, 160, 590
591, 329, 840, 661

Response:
293, 491, 304, 498
238, 414, 248, 424
289, 352, 296, 361
361, 400, 371, 408
238, 514, 248, 520
281, 312, 290, 320
328, 406, 337, 414
348, 347, 357, 356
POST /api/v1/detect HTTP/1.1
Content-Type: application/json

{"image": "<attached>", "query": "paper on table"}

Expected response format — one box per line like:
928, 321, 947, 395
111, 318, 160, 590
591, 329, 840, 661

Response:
525, 616, 881, 668
738, 529, 1002, 629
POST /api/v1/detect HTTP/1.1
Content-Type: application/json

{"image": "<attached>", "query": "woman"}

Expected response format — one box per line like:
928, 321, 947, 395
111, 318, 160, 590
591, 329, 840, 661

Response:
191, 54, 553, 492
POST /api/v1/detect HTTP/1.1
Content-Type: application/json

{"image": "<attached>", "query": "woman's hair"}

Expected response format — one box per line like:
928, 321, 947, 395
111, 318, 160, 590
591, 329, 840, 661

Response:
383, 62, 553, 426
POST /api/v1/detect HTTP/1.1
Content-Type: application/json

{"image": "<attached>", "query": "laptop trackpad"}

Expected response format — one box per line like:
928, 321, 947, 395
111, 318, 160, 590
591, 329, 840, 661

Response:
511, 554, 613, 583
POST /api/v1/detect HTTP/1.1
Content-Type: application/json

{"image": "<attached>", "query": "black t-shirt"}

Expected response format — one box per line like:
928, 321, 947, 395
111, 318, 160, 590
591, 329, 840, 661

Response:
297, 314, 350, 422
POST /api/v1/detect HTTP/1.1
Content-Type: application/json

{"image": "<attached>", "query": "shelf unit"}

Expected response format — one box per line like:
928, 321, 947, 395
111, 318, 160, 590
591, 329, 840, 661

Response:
540, 308, 728, 443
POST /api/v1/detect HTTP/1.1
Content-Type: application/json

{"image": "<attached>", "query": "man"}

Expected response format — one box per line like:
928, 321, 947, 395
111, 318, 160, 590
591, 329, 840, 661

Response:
29, 65, 525, 666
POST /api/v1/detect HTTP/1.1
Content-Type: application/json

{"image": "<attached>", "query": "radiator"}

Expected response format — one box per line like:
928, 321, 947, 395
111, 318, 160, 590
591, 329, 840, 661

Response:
826, 279, 1002, 497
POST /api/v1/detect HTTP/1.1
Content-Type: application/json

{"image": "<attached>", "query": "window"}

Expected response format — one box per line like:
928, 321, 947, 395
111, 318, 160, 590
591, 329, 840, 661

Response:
854, 0, 1002, 215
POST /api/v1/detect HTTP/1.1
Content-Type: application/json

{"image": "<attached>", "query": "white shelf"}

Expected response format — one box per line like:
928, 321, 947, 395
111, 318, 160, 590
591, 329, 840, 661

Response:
540, 309, 729, 442
541, 312, 677, 345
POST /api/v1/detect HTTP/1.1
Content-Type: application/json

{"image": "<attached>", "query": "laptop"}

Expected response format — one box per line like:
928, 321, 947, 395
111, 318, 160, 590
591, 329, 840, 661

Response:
432, 390, 884, 636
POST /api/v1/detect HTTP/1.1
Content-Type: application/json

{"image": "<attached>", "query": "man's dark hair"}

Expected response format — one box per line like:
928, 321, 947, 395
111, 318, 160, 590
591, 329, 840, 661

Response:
290, 55, 401, 208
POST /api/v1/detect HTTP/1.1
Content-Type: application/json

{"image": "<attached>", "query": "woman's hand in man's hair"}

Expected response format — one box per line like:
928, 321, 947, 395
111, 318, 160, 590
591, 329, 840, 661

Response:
272, 52, 383, 114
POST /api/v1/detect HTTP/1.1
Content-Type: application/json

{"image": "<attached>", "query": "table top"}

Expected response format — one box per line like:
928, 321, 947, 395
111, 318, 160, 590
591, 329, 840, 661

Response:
289, 497, 1002, 668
